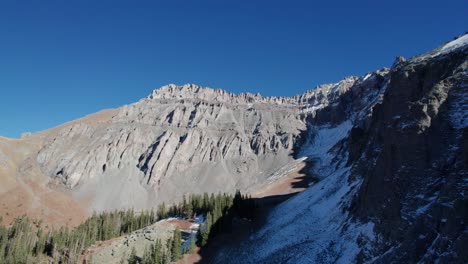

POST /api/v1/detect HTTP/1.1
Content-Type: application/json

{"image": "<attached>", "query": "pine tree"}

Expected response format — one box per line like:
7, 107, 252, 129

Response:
188, 232, 196, 253
202, 193, 210, 212
201, 212, 212, 246
165, 237, 172, 262
0, 191, 245, 263
171, 227, 181, 261
151, 239, 161, 263
185, 202, 193, 219
142, 246, 152, 264
161, 248, 169, 264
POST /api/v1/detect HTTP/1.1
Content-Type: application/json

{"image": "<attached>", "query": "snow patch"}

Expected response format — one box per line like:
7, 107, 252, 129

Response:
432, 34, 468, 57
300, 121, 352, 158
362, 73, 372, 81
438, 34, 468, 54
299, 121, 352, 178
448, 87, 468, 129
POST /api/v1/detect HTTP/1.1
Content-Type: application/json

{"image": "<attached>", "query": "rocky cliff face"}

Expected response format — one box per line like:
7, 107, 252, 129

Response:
217, 35, 467, 263
349, 35, 468, 263
32, 69, 387, 212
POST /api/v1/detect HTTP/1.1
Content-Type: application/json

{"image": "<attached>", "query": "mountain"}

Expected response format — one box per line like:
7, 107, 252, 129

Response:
3, 68, 387, 215
215, 34, 468, 263
0, 34, 466, 263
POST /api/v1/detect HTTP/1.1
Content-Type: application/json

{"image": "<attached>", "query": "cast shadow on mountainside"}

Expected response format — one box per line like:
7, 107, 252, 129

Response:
189, 150, 317, 263
346, 49, 468, 263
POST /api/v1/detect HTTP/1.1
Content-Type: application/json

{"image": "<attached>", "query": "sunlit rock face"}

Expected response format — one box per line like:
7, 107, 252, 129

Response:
35, 69, 388, 211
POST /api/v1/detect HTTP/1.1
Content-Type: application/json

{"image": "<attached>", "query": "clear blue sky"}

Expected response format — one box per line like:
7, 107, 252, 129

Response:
0, 0, 466, 138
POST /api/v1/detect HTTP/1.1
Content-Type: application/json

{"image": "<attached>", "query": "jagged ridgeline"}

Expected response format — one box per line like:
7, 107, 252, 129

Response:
0, 191, 255, 263
31, 70, 387, 212
0, 33, 466, 264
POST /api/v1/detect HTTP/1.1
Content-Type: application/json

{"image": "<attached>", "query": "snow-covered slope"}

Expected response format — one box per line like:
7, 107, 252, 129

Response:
434, 34, 468, 57
238, 122, 373, 263
219, 34, 468, 263
218, 93, 385, 263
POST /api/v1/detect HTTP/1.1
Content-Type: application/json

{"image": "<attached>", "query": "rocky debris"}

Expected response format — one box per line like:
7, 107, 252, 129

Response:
82, 218, 199, 264
82, 221, 176, 264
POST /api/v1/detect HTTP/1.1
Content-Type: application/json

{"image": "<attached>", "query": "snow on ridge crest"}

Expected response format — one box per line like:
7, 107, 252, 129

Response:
438, 33, 468, 55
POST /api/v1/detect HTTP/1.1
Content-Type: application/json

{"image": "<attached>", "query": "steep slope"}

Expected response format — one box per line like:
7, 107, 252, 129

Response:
27, 73, 386, 213
0, 65, 388, 222
350, 34, 468, 263
223, 35, 467, 263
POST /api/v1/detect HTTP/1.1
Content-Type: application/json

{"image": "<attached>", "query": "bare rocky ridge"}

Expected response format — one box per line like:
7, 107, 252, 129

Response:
30, 71, 386, 213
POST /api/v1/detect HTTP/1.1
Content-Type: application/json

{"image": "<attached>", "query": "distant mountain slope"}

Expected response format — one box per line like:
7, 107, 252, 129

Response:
220, 34, 467, 263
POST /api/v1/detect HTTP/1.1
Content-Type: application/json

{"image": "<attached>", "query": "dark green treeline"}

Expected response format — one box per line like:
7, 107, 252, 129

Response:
0, 191, 256, 263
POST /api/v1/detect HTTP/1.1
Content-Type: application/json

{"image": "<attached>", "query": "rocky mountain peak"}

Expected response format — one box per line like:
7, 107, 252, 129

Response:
33, 67, 391, 211
147, 83, 263, 104
146, 73, 385, 108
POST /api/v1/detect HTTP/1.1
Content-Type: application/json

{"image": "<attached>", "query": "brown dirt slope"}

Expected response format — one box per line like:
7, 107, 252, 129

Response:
0, 136, 86, 228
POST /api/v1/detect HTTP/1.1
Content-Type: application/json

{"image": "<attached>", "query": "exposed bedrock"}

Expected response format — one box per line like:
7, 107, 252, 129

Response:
348, 39, 468, 263
35, 69, 388, 211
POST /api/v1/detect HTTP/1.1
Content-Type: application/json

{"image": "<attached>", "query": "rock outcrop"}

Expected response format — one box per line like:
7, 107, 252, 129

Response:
81, 220, 177, 264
